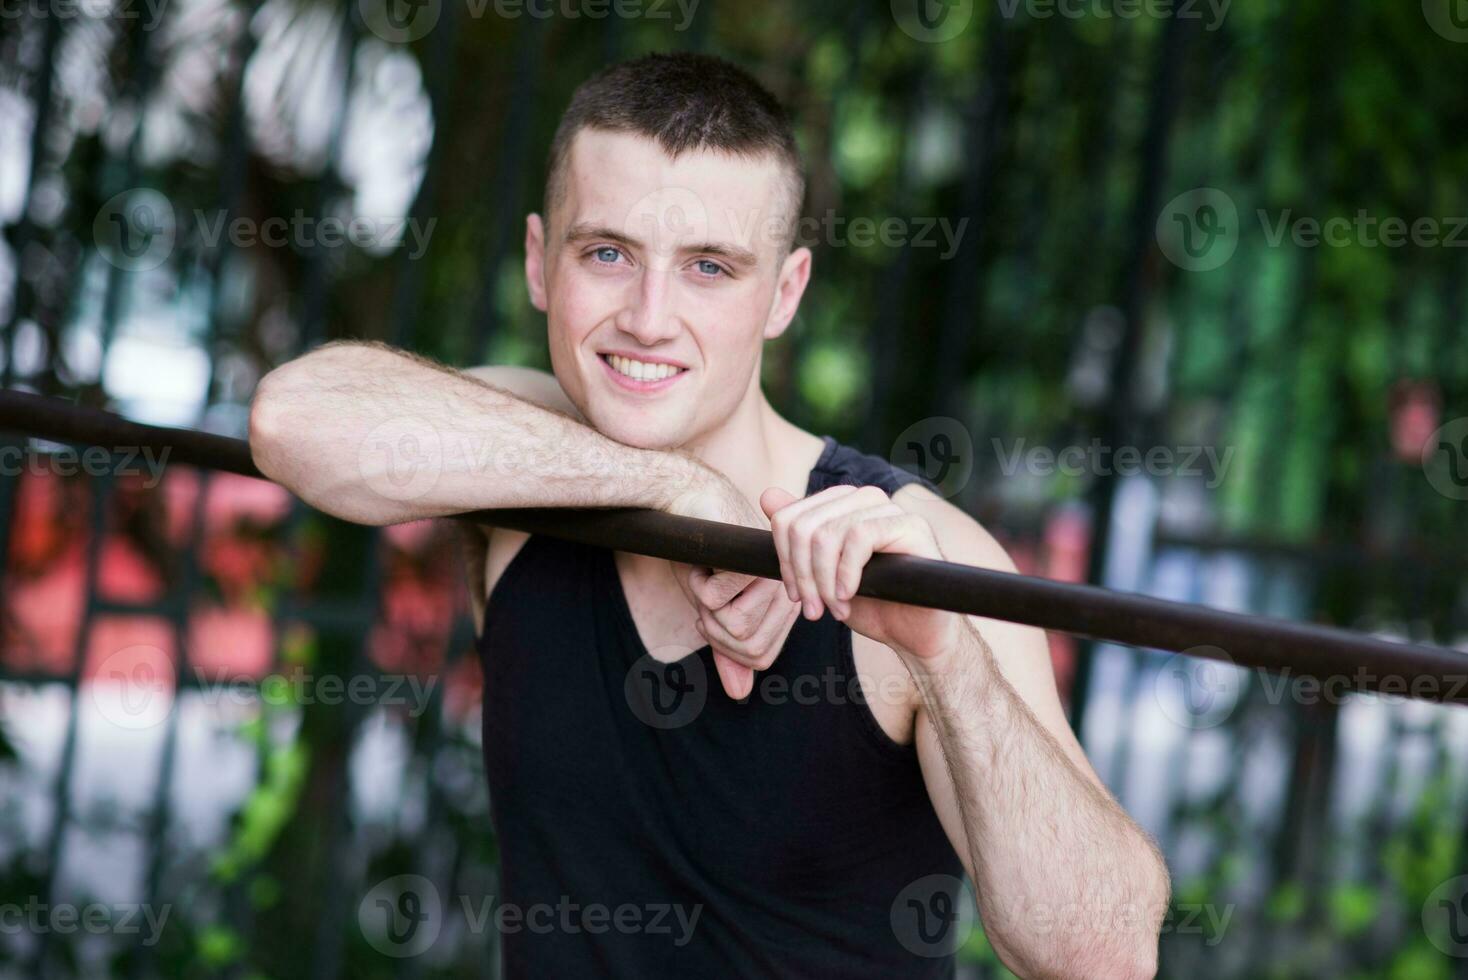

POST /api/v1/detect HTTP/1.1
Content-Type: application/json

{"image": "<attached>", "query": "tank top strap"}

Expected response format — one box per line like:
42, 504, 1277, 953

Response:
806, 435, 940, 497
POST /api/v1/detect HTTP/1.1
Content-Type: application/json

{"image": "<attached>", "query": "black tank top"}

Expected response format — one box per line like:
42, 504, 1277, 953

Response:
479, 437, 964, 978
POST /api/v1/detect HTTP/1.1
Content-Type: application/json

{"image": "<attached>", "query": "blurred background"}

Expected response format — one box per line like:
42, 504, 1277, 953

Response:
2, 0, 1468, 976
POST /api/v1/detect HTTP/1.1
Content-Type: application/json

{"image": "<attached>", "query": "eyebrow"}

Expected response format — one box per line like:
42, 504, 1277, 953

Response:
563, 222, 760, 269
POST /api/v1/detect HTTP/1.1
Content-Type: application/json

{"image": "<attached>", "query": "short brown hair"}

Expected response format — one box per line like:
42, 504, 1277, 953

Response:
543, 51, 806, 258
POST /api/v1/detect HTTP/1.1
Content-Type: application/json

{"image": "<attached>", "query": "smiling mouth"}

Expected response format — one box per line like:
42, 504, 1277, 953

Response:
599, 353, 689, 384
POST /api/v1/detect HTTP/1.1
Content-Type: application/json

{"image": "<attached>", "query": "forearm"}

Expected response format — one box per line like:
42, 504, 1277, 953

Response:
912, 628, 1168, 978
249, 342, 711, 525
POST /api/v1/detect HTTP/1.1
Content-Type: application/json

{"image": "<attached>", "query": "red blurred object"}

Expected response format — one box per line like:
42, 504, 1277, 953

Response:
1390, 379, 1442, 463
1041, 506, 1092, 706
3, 469, 293, 681
985, 505, 1092, 707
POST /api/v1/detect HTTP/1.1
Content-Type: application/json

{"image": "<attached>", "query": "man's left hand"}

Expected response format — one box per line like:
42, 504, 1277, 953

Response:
760, 485, 964, 666
672, 564, 802, 697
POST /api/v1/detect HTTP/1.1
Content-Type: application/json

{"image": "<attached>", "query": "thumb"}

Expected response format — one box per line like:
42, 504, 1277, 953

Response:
689, 565, 753, 609
713, 653, 754, 701
760, 486, 799, 519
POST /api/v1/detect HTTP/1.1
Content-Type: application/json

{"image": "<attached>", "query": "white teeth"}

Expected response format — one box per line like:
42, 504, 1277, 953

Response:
607, 355, 681, 382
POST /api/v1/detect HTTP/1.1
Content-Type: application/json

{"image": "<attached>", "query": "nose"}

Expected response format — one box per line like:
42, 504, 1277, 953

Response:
614, 266, 683, 347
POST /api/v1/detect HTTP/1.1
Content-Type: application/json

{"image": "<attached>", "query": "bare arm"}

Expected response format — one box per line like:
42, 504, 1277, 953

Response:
248, 341, 728, 526
252, 342, 765, 700
913, 634, 1167, 978
898, 489, 1168, 979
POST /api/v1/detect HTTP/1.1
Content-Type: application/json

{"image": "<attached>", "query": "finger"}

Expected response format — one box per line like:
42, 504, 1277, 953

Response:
834, 523, 875, 605
832, 513, 943, 613
758, 485, 799, 519
791, 494, 872, 620
788, 487, 889, 620
698, 606, 766, 663
746, 594, 802, 665
832, 518, 883, 614
708, 576, 788, 640
697, 612, 758, 665
689, 565, 755, 611
768, 485, 862, 615
670, 562, 702, 605
701, 596, 799, 671
764, 485, 859, 602
803, 494, 889, 619
819, 502, 905, 616
711, 648, 754, 700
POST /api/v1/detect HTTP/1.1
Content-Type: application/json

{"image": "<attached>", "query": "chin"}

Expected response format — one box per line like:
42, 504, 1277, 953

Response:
585, 404, 690, 451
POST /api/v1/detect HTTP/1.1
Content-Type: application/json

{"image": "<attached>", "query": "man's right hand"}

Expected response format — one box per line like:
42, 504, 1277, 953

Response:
668, 475, 802, 701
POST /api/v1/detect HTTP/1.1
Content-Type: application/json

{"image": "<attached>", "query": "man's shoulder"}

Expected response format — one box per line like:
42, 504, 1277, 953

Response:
891, 481, 1019, 575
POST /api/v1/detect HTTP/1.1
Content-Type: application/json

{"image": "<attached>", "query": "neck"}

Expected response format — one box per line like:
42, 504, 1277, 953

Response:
618, 382, 825, 587
678, 388, 825, 519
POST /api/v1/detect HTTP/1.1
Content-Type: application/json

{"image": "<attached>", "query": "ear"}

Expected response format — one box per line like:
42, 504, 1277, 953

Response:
762, 245, 813, 341
525, 213, 548, 313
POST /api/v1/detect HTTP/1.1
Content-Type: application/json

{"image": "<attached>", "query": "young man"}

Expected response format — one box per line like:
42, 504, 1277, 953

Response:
249, 52, 1169, 979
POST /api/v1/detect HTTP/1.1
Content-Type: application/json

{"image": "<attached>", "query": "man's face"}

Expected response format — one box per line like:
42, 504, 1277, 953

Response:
525, 129, 810, 449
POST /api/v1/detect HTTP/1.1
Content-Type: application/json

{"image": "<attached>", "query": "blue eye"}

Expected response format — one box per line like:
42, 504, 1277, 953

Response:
695, 260, 724, 277
593, 246, 622, 264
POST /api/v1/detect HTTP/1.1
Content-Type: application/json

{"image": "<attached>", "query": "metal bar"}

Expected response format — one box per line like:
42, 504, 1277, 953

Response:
2, 389, 1467, 704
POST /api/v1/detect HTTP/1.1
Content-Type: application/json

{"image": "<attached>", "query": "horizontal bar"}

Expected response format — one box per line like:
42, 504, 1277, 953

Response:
0, 391, 263, 479
3, 389, 1467, 704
